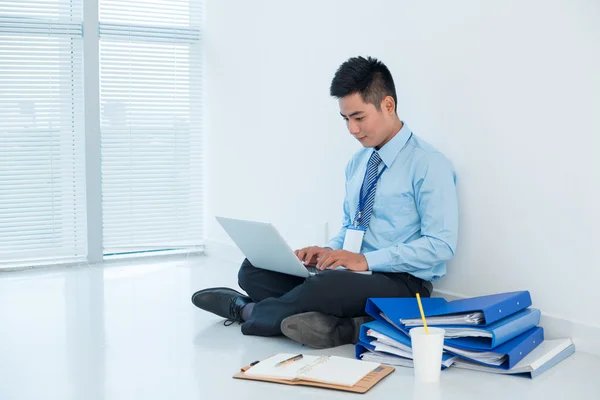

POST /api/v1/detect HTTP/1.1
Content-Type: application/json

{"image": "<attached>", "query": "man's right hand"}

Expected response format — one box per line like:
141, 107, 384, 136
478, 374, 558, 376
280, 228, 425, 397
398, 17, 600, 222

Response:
294, 246, 332, 266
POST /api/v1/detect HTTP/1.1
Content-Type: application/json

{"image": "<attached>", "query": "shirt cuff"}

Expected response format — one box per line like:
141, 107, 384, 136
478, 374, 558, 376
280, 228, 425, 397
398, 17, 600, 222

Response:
364, 248, 394, 271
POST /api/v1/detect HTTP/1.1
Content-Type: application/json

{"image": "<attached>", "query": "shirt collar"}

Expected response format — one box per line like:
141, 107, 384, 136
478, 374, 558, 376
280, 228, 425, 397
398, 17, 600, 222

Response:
374, 122, 412, 168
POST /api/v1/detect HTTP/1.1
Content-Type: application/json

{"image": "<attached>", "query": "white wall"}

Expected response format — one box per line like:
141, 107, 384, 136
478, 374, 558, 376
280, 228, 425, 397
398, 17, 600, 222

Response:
204, 0, 600, 329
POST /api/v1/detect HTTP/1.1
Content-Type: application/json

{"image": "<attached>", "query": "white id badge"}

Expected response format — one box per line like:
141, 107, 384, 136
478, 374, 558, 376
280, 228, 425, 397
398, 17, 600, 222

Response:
342, 226, 365, 253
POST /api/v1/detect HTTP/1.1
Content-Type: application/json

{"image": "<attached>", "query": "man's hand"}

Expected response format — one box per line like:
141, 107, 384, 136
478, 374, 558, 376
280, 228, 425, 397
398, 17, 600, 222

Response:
295, 246, 332, 266
316, 250, 369, 272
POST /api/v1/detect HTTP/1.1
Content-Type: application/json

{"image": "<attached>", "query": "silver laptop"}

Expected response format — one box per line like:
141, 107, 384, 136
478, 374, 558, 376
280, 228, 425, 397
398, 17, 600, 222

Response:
216, 216, 318, 278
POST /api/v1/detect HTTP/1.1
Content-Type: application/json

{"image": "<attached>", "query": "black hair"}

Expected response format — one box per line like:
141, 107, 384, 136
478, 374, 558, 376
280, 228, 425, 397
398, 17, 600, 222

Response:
330, 56, 397, 112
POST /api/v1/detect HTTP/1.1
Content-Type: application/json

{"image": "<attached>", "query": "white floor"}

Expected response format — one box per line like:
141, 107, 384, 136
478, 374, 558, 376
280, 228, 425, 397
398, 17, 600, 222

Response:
1, 254, 599, 400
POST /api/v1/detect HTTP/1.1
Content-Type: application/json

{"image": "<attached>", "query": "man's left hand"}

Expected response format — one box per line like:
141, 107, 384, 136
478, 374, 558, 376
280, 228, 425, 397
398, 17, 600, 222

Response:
316, 250, 369, 272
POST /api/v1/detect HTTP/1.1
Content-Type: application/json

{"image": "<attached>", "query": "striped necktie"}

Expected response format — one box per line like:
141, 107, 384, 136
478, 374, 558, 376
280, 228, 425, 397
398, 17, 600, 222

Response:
354, 151, 383, 229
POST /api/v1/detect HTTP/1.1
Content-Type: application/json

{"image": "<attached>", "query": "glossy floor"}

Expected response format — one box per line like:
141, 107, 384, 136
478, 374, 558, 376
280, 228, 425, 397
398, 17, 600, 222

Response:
1, 254, 599, 400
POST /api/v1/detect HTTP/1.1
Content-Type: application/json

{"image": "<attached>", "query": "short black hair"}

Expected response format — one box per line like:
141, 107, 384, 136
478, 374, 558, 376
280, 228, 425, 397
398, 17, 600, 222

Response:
330, 56, 397, 113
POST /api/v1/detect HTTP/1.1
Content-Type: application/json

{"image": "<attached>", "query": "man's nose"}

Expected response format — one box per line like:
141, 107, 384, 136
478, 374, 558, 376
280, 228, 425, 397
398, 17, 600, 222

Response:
348, 120, 360, 135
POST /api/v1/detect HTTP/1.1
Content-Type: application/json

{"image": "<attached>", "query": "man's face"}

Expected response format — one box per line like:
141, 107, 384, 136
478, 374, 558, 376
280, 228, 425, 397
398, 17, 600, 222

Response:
339, 93, 391, 149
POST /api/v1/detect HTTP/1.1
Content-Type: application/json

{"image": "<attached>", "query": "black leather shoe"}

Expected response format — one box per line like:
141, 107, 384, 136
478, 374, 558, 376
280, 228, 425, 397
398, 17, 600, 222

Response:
191, 287, 252, 326
281, 312, 374, 349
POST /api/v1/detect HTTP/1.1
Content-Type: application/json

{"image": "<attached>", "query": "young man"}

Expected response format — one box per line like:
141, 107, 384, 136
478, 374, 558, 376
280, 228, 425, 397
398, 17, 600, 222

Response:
192, 56, 458, 349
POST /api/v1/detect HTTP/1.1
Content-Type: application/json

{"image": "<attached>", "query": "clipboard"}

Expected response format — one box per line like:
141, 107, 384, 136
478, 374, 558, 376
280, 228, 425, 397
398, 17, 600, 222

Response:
233, 360, 395, 394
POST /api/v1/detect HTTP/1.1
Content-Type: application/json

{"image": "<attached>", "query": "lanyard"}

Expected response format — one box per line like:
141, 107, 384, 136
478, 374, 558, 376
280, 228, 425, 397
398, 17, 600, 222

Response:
354, 164, 387, 228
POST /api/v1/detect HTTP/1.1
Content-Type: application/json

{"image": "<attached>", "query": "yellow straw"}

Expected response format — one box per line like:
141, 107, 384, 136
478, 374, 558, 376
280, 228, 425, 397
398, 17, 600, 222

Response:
415, 293, 429, 334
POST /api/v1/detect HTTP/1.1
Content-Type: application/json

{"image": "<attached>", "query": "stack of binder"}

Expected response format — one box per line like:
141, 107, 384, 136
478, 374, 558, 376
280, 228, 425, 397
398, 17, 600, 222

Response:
355, 291, 575, 378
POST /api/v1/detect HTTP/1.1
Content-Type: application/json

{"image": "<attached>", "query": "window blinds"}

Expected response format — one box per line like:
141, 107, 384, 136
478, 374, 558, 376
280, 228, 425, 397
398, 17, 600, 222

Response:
99, 0, 203, 254
0, 1, 86, 266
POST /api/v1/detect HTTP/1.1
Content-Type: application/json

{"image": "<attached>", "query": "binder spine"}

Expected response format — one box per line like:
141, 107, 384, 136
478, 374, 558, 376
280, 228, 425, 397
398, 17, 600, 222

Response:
493, 309, 541, 346
483, 291, 532, 325
505, 327, 544, 369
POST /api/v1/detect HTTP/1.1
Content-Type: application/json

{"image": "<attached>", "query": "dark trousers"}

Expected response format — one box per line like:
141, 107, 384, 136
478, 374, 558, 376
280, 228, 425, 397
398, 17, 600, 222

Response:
237, 258, 433, 337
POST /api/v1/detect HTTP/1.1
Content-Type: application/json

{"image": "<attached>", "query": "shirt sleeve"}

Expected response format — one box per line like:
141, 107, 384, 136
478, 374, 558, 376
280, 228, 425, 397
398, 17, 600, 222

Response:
363, 152, 458, 273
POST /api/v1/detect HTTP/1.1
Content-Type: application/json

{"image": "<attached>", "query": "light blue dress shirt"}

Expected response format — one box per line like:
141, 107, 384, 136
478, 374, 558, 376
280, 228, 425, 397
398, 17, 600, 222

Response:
326, 123, 458, 281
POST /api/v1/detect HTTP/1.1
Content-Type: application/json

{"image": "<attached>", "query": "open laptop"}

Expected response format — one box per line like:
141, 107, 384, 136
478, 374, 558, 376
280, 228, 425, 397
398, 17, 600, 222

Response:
216, 216, 372, 278
216, 216, 319, 278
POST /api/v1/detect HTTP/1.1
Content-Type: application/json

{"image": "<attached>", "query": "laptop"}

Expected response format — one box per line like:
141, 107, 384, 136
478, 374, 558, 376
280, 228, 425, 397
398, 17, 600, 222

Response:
216, 216, 372, 278
216, 216, 318, 278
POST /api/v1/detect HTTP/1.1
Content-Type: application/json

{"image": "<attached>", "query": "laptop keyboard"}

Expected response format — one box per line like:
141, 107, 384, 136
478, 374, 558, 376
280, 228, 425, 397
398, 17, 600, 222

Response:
305, 266, 319, 275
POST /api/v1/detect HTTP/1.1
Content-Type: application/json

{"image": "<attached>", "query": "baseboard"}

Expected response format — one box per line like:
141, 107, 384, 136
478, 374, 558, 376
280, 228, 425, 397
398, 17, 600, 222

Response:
434, 288, 600, 357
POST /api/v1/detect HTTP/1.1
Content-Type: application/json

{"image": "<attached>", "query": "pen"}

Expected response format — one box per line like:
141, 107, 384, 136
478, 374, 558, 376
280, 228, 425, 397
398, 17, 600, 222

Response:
274, 354, 303, 368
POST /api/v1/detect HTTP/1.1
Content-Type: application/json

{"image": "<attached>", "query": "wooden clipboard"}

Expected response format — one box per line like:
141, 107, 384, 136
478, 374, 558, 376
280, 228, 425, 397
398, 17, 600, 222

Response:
233, 362, 395, 394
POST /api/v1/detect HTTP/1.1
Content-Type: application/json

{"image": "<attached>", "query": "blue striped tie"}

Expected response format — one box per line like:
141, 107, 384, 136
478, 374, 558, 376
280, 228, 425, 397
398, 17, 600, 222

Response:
355, 151, 383, 229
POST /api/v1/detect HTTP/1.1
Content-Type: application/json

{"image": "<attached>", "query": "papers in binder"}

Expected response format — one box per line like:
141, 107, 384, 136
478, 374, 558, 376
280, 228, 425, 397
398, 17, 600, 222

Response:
443, 345, 507, 366
402, 311, 485, 326
422, 309, 541, 350
244, 353, 380, 387
359, 347, 457, 368
439, 328, 492, 339
358, 322, 457, 370
364, 321, 506, 366
360, 351, 414, 367
367, 329, 412, 353
379, 313, 404, 331
371, 341, 413, 359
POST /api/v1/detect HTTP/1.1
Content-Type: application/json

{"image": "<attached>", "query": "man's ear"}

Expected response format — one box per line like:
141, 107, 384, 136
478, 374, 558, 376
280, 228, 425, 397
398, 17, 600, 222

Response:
382, 96, 396, 115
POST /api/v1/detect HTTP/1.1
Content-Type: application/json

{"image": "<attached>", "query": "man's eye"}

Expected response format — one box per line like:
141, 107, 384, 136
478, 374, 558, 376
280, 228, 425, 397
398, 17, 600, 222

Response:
356, 117, 364, 121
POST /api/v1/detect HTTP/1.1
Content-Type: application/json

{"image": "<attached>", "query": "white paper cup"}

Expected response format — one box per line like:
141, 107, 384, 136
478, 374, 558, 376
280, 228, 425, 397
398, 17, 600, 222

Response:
409, 327, 445, 383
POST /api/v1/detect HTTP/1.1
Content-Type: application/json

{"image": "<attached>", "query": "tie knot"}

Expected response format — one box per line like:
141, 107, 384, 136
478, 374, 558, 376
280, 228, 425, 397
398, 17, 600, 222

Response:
369, 151, 382, 166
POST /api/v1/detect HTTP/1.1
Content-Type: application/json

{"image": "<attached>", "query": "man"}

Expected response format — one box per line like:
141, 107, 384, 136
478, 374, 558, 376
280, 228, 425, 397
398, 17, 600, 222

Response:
192, 56, 458, 349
